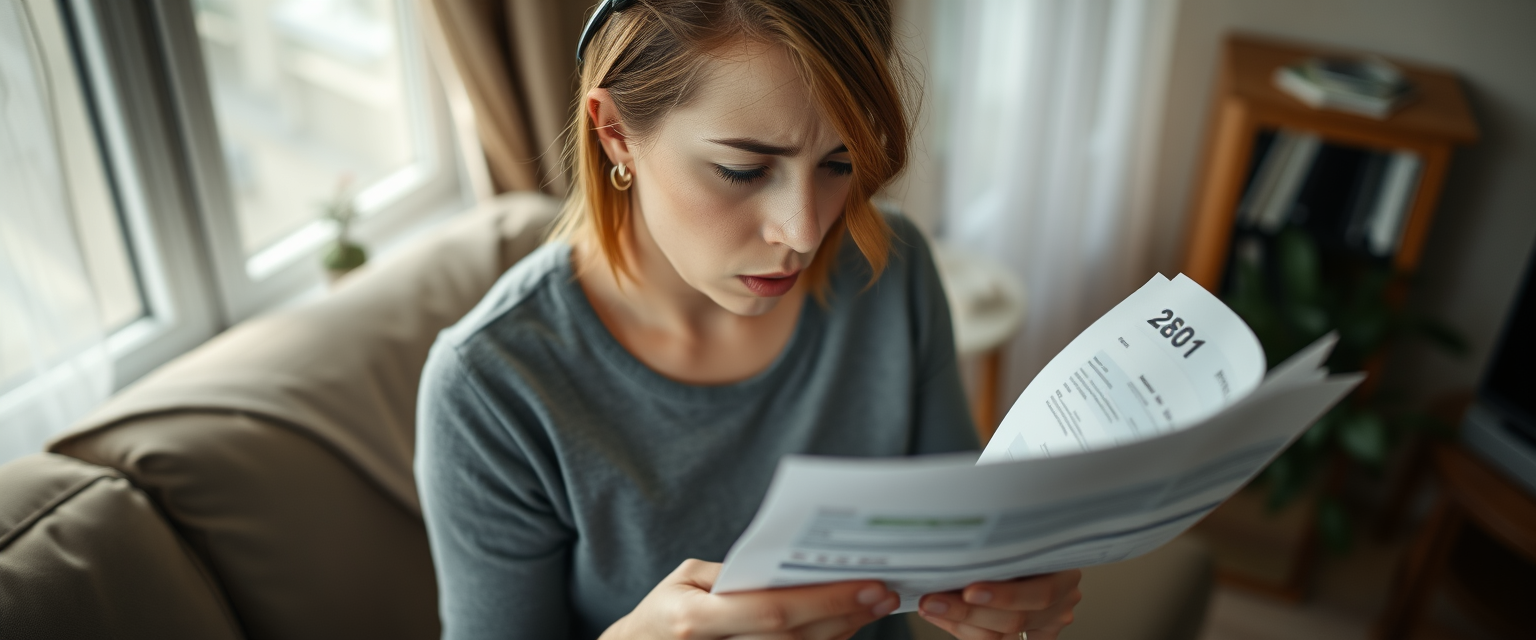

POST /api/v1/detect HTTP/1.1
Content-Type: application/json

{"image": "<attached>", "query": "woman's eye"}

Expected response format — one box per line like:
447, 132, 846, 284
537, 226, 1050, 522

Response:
714, 164, 768, 185
825, 161, 853, 177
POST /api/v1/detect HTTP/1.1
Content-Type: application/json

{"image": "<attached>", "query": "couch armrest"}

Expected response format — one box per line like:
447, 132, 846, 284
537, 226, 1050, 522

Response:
0, 453, 243, 639
54, 412, 440, 640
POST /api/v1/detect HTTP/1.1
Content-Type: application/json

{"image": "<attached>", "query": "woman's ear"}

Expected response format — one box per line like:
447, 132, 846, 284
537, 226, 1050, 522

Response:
586, 88, 634, 167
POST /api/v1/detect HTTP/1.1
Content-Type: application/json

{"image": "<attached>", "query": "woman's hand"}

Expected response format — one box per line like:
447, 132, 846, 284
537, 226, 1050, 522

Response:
603, 559, 902, 640
916, 570, 1082, 640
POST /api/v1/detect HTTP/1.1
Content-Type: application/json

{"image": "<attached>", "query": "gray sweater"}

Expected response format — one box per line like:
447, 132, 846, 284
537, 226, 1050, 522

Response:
416, 215, 978, 639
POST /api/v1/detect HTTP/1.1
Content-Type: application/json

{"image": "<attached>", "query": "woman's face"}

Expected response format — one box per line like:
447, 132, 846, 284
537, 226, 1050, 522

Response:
606, 40, 853, 317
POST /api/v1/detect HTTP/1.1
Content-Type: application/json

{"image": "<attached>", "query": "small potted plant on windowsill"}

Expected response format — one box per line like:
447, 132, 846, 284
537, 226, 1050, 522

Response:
320, 176, 367, 286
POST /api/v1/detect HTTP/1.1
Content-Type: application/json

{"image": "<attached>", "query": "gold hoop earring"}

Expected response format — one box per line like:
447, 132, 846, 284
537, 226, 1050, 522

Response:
609, 163, 633, 191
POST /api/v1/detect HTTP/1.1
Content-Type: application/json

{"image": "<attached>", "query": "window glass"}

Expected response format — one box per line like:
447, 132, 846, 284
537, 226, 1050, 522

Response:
76, 195, 144, 331
1, 0, 139, 389
193, 0, 420, 254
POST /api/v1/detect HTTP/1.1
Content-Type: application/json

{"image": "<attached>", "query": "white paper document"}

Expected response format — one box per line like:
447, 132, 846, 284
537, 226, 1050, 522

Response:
713, 274, 1363, 612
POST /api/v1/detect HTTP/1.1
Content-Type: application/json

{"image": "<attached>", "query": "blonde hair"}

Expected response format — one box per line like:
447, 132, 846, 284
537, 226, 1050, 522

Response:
549, 0, 912, 296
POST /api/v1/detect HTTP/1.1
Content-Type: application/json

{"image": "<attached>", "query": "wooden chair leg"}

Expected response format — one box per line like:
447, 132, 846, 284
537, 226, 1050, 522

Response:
1375, 434, 1431, 541
1374, 495, 1464, 639
973, 348, 1003, 444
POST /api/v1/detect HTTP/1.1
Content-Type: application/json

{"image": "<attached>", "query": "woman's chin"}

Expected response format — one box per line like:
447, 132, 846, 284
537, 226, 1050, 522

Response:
710, 291, 782, 317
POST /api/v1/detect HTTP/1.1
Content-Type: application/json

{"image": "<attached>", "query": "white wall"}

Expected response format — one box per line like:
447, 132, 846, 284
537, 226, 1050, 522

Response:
1151, 0, 1536, 398
886, 0, 944, 232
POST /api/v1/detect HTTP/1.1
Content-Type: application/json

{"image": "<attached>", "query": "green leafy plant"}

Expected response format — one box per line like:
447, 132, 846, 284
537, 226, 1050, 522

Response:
321, 176, 367, 275
1223, 227, 1466, 553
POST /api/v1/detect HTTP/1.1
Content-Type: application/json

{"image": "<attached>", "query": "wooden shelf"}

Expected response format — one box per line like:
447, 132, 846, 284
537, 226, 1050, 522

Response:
1180, 33, 1482, 601
1229, 35, 1478, 145
1182, 34, 1481, 290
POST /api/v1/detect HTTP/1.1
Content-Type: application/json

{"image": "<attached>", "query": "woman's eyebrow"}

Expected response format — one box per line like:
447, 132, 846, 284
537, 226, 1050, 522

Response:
708, 137, 797, 155
706, 138, 850, 157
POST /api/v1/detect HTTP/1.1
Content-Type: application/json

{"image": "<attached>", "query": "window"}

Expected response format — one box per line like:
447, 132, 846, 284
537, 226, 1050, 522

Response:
0, 0, 465, 462
195, 0, 427, 256
1, 0, 139, 392
80, 0, 464, 349
165, 0, 463, 319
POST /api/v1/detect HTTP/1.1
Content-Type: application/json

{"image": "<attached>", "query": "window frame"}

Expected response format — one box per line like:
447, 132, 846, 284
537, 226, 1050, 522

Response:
152, 0, 466, 323
60, 0, 224, 386
42, 0, 469, 387
6, 0, 466, 462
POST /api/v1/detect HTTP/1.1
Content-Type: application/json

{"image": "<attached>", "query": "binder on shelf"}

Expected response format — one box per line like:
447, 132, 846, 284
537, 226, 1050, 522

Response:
1232, 131, 1423, 262
1292, 143, 1367, 231
1236, 132, 1294, 228
1343, 152, 1391, 252
1254, 132, 1321, 233
1367, 152, 1423, 257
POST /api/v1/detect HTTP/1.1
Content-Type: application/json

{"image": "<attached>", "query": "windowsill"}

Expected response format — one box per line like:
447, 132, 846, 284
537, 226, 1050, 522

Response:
258, 195, 477, 317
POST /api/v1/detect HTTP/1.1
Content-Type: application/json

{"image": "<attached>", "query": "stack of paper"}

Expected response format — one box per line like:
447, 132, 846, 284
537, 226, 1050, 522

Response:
1274, 56, 1415, 119
714, 274, 1362, 612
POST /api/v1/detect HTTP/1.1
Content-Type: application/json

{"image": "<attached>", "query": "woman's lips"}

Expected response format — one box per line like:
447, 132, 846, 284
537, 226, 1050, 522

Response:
738, 271, 801, 297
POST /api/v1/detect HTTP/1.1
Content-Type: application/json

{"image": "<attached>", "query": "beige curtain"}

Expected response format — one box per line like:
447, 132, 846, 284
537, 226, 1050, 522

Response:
425, 0, 592, 195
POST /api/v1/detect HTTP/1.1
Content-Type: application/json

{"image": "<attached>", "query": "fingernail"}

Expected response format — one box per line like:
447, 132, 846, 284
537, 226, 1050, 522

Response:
922, 599, 949, 614
873, 596, 899, 616
966, 589, 993, 605
857, 586, 884, 605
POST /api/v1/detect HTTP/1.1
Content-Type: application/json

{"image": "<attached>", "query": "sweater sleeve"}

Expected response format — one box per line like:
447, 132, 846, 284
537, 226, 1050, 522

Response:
416, 341, 575, 640
892, 216, 982, 455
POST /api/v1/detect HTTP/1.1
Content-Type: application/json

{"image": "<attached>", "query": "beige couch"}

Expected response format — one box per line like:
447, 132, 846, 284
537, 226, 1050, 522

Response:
0, 193, 1213, 640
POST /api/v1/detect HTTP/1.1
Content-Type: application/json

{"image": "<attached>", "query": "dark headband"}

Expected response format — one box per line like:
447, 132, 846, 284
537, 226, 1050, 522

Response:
576, 0, 638, 64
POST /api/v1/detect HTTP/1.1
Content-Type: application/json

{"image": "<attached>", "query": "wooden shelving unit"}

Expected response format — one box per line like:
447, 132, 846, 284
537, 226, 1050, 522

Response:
1182, 33, 1480, 602
1183, 34, 1479, 288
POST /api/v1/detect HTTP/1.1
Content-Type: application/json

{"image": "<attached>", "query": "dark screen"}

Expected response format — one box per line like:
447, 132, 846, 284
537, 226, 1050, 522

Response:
1483, 249, 1536, 437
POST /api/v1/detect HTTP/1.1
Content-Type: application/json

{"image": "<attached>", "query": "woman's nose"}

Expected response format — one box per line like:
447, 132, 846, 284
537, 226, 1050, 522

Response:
765, 181, 820, 254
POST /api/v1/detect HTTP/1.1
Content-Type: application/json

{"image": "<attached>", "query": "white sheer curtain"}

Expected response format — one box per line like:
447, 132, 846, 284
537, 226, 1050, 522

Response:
0, 0, 112, 464
935, 0, 1177, 411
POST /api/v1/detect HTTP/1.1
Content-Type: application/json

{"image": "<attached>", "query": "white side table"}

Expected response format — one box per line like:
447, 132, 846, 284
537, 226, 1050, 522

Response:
931, 241, 1026, 442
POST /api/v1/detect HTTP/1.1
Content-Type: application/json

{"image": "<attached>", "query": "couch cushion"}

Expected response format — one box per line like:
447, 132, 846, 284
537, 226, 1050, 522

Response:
52, 193, 558, 515
54, 412, 439, 640
0, 453, 243, 639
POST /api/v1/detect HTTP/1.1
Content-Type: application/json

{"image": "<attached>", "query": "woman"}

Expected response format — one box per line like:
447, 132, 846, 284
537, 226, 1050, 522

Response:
416, 1, 1082, 638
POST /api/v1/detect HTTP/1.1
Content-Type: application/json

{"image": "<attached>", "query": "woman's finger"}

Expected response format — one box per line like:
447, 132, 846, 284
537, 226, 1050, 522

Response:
919, 593, 1024, 634
963, 570, 1082, 612
672, 558, 724, 590
917, 612, 1009, 640
732, 594, 899, 640
1018, 602, 1078, 640
1020, 589, 1081, 634
920, 581, 1081, 635
687, 579, 895, 636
